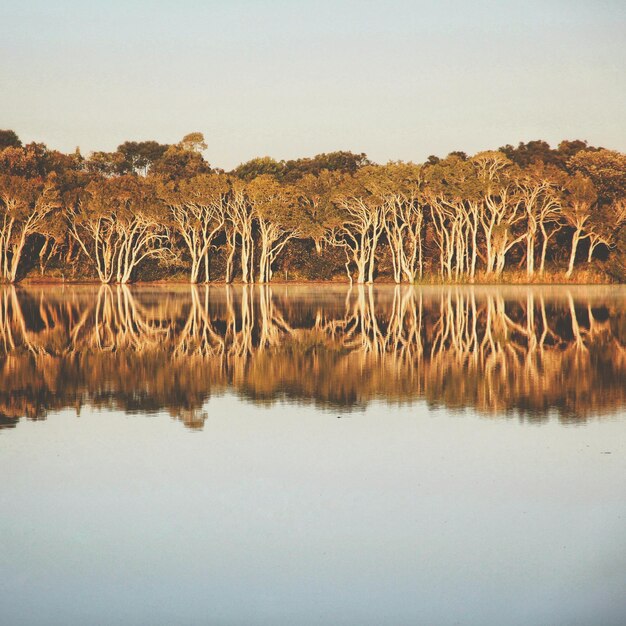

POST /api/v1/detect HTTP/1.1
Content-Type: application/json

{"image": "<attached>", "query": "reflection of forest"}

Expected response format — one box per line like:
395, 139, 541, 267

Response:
1, 285, 625, 430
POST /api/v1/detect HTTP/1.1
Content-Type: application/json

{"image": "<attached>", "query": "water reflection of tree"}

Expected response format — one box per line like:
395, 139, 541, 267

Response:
0, 285, 624, 431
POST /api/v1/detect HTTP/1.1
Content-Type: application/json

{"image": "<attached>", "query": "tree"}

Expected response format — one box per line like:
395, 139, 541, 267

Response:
0, 130, 22, 151
473, 151, 525, 275
424, 156, 481, 280
86, 151, 127, 177
558, 140, 596, 164
568, 150, 626, 265
151, 145, 211, 181
325, 167, 385, 284
0, 174, 60, 282
150, 133, 210, 181
500, 140, 563, 169
295, 170, 343, 254
282, 151, 371, 181
224, 179, 255, 283
562, 173, 598, 277
514, 163, 563, 276
247, 175, 301, 283
117, 141, 169, 176
68, 176, 170, 283
0, 143, 52, 179
232, 157, 285, 181
568, 149, 626, 204
157, 174, 228, 283
179, 132, 208, 153
377, 163, 425, 283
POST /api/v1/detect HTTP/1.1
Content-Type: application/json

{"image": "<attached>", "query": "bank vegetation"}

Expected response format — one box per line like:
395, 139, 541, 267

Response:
1, 129, 625, 284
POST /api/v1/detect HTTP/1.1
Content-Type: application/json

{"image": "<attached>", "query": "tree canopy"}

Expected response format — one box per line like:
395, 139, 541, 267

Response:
0, 130, 625, 284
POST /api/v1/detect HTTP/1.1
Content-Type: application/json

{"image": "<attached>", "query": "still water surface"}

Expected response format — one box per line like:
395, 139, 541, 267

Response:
1, 285, 625, 625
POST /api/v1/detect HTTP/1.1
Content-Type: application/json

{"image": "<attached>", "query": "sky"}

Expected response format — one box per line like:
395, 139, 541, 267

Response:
1, 0, 625, 170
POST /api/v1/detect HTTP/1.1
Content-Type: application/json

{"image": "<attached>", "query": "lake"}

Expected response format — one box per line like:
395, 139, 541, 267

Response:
1, 284, 625, 625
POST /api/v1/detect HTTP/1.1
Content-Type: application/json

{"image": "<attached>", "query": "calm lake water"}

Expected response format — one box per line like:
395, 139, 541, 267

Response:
1, 284, 625, 625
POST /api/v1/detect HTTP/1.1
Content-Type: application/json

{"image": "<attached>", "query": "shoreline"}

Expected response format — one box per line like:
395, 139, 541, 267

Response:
10, 277, 625, 287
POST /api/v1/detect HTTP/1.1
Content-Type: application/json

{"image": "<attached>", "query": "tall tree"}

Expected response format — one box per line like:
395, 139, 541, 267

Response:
224, 179, 255, 283
0, 175, 60, 282
562, 173, 598, 277
514, 163, 563, 276
325, 167, 385, 284
376, 163, 425, 283
68, 176, 170, 283
157, 174, 228, 283
567, 150, 626, 264
424, 156, 481, 280
247, 175, 301, 283
473, 151, 525, 275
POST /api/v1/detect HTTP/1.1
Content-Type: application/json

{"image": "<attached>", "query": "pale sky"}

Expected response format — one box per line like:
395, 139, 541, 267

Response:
1, 0, 625, 170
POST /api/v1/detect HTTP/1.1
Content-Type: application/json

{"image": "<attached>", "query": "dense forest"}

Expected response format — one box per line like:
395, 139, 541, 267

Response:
1, 129, 625, 284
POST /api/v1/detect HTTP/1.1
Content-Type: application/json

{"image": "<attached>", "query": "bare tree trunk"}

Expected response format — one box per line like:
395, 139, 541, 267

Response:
539, 236, 548, 275
526, 231, 535, 276
225, 230, 236, 283
204, 249, 210, 282
566, 229, 581, 278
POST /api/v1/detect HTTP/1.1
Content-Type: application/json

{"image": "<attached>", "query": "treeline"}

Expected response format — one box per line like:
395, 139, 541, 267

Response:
1, 129, 625, 284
